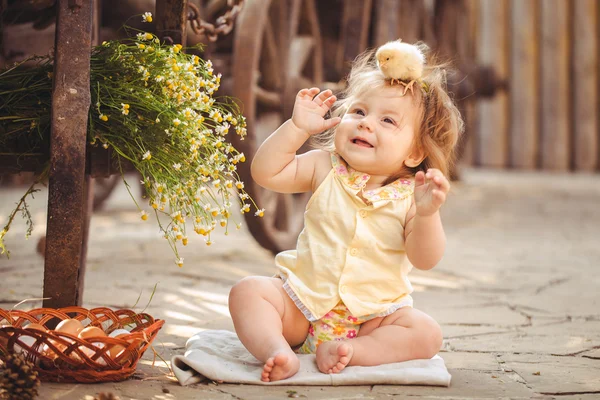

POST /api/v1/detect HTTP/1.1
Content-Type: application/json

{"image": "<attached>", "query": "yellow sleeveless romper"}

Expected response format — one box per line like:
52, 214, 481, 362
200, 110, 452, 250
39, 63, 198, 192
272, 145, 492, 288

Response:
276, 153, 416, 353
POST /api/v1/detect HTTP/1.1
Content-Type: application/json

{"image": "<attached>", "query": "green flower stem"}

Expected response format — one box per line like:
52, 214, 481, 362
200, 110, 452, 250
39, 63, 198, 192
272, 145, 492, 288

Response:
0, 165, 48, 257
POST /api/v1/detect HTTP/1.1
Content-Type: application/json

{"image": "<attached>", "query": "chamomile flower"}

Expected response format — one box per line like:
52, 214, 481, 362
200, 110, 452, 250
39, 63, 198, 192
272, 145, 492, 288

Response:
0, 31, 260, 266
215, 123, 230, 136
176, 257, 184, 267
255, 209, 265, 217
142, 12, 153, 23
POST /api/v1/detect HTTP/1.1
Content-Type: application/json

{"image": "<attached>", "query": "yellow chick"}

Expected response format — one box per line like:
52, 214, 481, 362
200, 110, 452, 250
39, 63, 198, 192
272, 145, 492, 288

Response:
375, 40, 425, 93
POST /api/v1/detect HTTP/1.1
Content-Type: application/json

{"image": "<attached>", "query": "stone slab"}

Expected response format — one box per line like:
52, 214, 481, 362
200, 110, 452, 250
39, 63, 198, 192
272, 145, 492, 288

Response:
446, 320, 600, 355
373, 368, 535, 399
440, 351, 504, 372
582, 348, 600, 359
215, 384, 376, 400
499, 353, 600, 395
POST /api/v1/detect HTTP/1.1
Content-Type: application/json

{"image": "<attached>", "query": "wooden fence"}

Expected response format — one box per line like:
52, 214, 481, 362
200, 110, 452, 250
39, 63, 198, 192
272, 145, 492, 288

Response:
463, 0, 599, 172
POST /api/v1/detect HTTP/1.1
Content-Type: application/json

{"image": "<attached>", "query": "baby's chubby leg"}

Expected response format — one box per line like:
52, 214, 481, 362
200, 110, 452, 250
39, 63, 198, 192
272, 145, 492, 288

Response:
228, 277, 309, 382
316, 307, 442, 372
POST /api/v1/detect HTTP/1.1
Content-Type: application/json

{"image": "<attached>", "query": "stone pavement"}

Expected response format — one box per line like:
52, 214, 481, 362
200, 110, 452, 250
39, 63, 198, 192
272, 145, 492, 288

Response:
1, 168, 599, 399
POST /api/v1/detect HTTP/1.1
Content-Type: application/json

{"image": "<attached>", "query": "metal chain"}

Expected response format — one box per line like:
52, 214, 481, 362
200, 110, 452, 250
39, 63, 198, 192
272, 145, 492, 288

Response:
187, 0, 245, 42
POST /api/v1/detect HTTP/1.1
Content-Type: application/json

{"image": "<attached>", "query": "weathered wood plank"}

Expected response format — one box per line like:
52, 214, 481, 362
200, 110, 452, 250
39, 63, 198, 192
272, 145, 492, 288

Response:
457, 0, 479, 166
573, 0, 598, 171
476, 0, 508, 167
458, 0, 480, 167
373, 0, 401, 46
78, 0, 103, 304
540, 0, 570, 170
336, 0, 372, 76
398, 0, 427, 45
156, 0, 188, 46
509, 0, 538, 169
43, 0, 93, 308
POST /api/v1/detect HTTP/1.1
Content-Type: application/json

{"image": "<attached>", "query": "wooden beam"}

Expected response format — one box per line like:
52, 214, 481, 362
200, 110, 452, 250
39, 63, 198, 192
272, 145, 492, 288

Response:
156, 0, 189, 46
43, 0, 93, 308
336, 0, 372, 76
510, 0, 538, 169
459, 0, 481, 167
373, 0, 400, 46
476, 0, 508, 167
572, 0, 598, 171
540, 0, 570, 170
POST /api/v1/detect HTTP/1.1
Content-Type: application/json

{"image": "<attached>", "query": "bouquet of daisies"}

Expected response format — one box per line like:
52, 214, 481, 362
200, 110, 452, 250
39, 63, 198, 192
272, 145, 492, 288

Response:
0, 13, 263, 266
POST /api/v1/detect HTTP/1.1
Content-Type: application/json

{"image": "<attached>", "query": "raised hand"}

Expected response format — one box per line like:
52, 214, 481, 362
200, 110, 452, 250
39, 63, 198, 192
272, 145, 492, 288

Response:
291, 88, 341, 136
414, 169, 450, 216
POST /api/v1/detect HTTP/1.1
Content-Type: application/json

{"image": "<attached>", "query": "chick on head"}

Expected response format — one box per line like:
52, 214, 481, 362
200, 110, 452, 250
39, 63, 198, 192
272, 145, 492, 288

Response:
375, 40, 425, 82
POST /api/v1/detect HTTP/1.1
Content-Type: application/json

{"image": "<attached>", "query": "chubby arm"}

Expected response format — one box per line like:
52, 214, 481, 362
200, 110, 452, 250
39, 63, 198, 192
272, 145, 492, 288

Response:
404, 169, 449, 270
251, 123, 324, 193
250, 88, 340, 193
404, 206, 446, 270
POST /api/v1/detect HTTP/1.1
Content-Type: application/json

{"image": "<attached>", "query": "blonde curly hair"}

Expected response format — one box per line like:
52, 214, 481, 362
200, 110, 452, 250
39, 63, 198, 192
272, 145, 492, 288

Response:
311, 42, 464, 182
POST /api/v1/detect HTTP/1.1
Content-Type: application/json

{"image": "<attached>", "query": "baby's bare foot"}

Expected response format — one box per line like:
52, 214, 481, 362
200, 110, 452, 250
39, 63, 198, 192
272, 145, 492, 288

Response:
316, 340, 354, 374
261, 350, 300, 382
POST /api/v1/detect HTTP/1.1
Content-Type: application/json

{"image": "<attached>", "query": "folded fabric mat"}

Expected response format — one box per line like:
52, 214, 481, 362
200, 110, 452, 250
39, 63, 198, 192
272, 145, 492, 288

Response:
171, 330, 451, 386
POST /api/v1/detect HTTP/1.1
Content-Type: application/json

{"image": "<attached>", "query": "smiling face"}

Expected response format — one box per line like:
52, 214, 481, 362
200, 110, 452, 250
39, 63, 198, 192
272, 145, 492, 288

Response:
334, 84, 423, 184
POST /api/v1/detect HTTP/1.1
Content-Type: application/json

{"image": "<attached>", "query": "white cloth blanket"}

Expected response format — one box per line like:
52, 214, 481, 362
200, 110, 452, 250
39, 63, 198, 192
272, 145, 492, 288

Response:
171, 330, 451, 387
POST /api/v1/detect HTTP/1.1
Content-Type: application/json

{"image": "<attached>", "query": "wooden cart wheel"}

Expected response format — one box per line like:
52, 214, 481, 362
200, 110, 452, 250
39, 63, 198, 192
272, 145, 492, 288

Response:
231, 0, 323, 253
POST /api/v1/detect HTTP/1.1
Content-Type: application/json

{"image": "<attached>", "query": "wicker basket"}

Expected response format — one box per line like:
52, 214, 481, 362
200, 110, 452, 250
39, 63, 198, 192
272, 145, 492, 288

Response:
0, 306, 164, 383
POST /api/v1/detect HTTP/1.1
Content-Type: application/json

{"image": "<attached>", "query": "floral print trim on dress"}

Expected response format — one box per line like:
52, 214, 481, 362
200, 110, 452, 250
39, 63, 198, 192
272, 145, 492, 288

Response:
330, 153, 414, 202
297, 302, 368, 354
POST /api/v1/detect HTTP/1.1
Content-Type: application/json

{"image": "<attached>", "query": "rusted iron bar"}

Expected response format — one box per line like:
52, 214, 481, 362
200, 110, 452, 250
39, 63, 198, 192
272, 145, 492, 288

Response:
187, 0, 245, 42
43, 0, 93, 308
156, 0, 189, 45
78, 0, 102, 304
